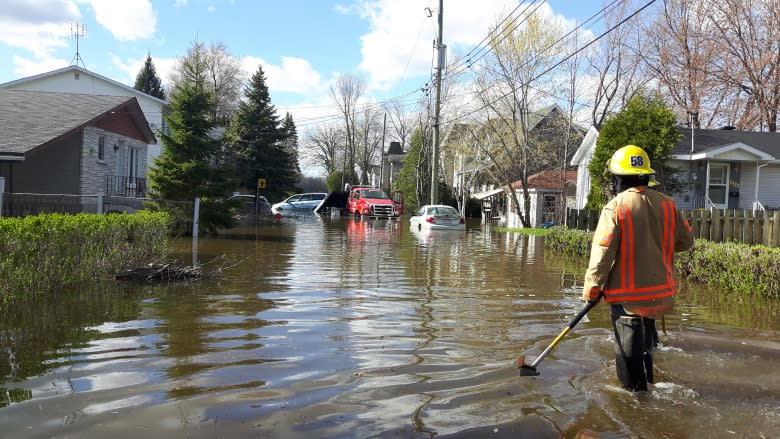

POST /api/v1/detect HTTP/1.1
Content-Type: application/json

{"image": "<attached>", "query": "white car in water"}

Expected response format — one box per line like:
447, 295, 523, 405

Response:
409, 204, 465, 231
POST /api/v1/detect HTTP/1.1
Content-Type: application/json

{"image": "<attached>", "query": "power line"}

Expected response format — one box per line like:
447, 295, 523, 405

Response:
445, 0, 547, 81
444, 0, 657, 125
445, 1, 537, 75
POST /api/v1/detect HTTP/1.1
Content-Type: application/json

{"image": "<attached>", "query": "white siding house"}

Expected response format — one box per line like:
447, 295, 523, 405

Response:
572, 127, 780, 212
570, 125, 599, 209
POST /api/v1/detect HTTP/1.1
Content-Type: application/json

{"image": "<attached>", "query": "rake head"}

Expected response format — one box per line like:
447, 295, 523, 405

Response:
516, 355, 540, 376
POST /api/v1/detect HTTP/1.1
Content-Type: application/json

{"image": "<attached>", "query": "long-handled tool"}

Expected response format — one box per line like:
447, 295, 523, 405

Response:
517, 296, 601, 376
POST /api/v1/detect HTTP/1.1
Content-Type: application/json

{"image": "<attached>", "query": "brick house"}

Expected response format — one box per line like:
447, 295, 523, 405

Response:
0, 90, 155, 203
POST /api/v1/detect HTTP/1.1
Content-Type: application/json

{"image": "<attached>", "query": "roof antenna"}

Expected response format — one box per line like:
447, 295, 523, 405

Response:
70, 22, 87, 68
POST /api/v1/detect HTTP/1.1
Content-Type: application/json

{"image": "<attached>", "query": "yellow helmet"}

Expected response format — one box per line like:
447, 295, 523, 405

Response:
607, 145, 655, 176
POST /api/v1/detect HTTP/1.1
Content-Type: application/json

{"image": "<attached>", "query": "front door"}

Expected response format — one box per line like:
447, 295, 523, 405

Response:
706, 162, 729, 209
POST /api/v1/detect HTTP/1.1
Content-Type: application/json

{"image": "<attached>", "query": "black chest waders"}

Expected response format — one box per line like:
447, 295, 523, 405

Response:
611, 306, 658, 391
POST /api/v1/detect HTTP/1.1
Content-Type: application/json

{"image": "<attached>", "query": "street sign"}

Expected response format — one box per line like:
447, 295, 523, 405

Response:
258, 178, 267, 189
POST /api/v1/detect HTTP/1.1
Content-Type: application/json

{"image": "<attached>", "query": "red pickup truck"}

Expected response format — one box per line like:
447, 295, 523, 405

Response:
346, 186, 403, 218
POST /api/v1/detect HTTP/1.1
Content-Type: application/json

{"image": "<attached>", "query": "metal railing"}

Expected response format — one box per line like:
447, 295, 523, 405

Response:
105, 176, 147, 198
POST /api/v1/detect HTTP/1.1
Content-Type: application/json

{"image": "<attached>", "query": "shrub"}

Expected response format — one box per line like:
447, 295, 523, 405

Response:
544, 227, 780, 300
0, 211, 170, 305
543, 226, 593, 257
676, 240, 780, 300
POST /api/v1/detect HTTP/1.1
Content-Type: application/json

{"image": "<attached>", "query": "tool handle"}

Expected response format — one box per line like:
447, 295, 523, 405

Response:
569, 296, 601, 329
529, 296, 602, 369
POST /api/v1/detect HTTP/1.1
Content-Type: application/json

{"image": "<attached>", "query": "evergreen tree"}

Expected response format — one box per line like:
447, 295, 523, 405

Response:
226, 66, 297, 202
281, 112, 302, 187
149, 78, 237, 234
133, 54, 165, 100
586, 92, 681, 210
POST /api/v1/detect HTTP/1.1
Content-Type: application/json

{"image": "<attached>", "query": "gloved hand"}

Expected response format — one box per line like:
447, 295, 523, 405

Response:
582, 287, 602, 303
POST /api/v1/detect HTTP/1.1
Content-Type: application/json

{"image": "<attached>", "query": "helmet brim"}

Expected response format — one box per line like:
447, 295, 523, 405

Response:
608, 163, 655, 176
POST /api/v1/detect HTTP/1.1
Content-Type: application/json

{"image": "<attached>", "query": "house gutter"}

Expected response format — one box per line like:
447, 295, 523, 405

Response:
753, 161, 770, 212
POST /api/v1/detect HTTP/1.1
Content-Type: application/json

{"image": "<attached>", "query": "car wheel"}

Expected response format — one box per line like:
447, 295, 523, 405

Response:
417, 223, 422, 231
354, 211, 360, 218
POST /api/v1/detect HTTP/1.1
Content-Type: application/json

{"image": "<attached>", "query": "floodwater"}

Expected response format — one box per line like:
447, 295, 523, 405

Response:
1, 215, 779, 439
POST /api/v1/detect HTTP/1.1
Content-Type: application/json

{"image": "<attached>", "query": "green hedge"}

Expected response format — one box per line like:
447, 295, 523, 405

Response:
675, 240, 780, 299
543, 226, 593, 257
544, 226, 780, 300
0, 211, 170, 304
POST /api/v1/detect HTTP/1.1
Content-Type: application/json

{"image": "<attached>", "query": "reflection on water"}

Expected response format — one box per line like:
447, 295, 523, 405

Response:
1, 217, 778, 438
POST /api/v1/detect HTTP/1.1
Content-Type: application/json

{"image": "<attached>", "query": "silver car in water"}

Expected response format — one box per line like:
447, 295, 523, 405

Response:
271, 192, 327, 216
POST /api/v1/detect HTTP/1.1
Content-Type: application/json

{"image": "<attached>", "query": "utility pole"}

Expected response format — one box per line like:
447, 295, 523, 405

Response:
380, 113, 387, 190
430, 0, 444, 205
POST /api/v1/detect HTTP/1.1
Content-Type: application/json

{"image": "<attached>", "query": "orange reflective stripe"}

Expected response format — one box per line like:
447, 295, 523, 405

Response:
624, 205, 635, 288
617, 206, 628, 289
670, 202, 676, 286
662, 200, 671, 286
604, 281, 678, 301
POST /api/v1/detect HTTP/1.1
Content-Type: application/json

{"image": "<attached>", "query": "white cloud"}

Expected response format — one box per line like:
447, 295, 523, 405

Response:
12, 54, 70, 78
174, 0, 188, 6
208, 6, 216, 13
241, 56, 325, 95
353, 0, 596, 93
86, 0, 157, 41
0, 1, 79, 58
353, 0, 523, 91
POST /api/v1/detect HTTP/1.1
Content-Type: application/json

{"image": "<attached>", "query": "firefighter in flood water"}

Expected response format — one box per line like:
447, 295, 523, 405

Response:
582, 145, 694, 391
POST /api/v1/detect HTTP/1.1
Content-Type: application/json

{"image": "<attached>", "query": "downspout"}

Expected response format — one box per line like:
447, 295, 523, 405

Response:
754, 161, 769, 213
704, 160, 710, 208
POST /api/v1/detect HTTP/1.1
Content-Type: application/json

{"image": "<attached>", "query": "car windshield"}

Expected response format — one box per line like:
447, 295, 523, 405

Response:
362, 190, 388, 199
431, 206, 459, 215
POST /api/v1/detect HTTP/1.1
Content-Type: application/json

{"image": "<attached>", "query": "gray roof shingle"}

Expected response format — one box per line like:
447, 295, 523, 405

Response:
676, 128, 780, 158
0, 90, 133, 155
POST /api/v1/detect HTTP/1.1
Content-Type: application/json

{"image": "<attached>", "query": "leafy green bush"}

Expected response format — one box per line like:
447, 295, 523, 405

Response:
543, 226, 593, 257
0, 211, 170, 305
676, 240, 780, 299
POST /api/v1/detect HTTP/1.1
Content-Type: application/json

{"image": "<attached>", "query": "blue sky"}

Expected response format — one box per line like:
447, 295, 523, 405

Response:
1, 0, 612, 136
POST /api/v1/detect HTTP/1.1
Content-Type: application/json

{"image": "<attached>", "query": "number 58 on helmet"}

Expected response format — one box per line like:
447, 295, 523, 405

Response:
607, 145, 655, 176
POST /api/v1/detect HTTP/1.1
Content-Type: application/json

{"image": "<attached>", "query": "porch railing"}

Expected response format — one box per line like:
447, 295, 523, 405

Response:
105, 176, 147, 198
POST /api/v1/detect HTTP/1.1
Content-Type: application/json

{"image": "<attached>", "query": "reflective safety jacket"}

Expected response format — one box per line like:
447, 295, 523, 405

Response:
583, 187, 694, 308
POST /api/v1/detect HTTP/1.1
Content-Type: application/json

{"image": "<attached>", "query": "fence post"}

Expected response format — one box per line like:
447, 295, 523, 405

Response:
0, 176, 4, 217
97, 190, 103, 215
193, 197, 200, 239
587, 209, 599, 231
700, 209, 711, 240
772, 211, 780, 247
711, 209, 722, 242
723, 210, 733, 242
754, 210, 764, 246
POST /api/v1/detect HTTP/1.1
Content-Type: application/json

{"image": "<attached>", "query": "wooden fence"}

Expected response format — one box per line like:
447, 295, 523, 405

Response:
566, 207, 780, 247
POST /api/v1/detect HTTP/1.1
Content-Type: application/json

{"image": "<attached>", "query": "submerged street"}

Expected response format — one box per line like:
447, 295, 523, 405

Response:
1, 216, 779, 438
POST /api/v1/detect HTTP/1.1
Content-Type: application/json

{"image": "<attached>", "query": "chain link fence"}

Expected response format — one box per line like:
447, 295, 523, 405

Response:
0, 192, 193, 219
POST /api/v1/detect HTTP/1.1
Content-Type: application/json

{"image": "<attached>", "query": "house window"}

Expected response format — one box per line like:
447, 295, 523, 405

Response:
98, 135, 105, 160
542, 194, 557, 223
129, 147, 138, 179
708, 162, 728, 206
